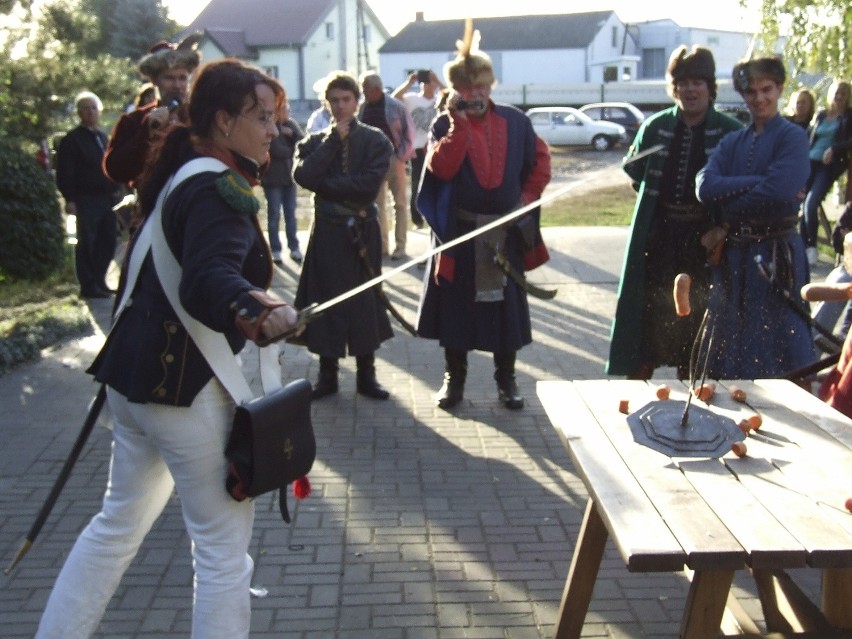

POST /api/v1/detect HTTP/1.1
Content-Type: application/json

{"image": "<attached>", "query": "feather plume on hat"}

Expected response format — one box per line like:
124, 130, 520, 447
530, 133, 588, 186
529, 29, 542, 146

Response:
444, 18, 495, 88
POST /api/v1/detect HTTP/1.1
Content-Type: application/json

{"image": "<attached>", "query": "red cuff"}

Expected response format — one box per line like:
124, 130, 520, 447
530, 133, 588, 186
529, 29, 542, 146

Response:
434, 254, 455, 285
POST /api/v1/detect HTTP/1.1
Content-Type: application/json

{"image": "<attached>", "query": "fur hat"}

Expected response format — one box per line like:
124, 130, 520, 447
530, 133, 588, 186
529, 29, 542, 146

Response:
443, 19, 495, 88
666, 45, 715, 85
138, 33, 203, 81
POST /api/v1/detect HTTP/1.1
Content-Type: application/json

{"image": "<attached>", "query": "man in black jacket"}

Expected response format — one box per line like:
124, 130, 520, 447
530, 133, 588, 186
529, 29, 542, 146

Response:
293, 72, 394, 400
56, 91, 120, 298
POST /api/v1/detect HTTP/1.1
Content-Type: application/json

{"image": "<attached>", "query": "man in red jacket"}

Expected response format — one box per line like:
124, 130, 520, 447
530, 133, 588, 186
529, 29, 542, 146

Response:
103, 34, 201, 188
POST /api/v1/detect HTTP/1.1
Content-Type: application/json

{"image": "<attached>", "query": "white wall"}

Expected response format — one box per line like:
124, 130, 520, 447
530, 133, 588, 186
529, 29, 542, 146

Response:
254, 48, 301, 95
379, 52, 454, 88
634, 21, 754, 80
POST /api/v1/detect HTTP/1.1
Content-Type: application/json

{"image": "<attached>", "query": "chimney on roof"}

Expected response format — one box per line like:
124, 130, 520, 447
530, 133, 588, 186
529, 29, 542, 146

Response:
415, 12, 424, 22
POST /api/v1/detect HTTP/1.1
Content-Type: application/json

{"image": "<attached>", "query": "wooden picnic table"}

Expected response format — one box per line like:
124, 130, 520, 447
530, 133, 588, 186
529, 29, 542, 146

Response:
537, 378, 852, 639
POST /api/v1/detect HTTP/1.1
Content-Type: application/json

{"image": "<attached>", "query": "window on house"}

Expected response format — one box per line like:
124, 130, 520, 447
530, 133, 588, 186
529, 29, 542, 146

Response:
603, 66, 618, 82
707, 36, 720, 45
642, 48, 666, 78
264, 66, 279, 79
611, 26, 618, 47
325, 22, 334, 40
363, 25, 371, 43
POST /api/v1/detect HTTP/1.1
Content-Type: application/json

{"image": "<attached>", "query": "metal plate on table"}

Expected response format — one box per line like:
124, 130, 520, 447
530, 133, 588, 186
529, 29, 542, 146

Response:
627, 400, 743, 458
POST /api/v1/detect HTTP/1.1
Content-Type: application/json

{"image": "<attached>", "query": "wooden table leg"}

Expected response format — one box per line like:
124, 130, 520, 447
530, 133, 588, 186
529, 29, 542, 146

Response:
823, 568, 852, 628
678, 569, 733, 639
753, 568, 831, 633
553, 498, 608, 639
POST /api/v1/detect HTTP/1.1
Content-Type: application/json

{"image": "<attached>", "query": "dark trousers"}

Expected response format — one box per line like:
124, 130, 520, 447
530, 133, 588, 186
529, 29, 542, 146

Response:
75, 193, 117, 294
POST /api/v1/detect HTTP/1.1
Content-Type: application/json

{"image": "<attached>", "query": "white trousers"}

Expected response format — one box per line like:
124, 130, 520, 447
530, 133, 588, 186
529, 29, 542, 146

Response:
36, 380, 255, 639
376, 156, 409, 253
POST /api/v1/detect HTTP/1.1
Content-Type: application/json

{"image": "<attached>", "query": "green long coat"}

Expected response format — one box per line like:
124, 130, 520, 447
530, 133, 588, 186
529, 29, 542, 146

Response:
606, 105, 743, 376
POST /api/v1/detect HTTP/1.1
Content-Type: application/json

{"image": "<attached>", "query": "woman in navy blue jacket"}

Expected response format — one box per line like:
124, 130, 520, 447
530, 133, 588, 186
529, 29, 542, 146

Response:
37, 59, 299, 639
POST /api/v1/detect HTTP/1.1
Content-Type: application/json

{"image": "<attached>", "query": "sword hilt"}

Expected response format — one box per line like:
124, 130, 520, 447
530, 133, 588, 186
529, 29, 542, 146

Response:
254, 303, 320, 347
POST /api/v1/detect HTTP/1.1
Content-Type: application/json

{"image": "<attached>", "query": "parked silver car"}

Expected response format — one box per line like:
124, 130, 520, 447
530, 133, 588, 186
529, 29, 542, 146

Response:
526, 107, 626, 151
579, 102, 646, 142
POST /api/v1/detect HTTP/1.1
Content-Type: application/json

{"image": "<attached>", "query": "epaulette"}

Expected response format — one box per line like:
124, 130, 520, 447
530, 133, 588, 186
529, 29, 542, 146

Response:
216, 170, 259, 215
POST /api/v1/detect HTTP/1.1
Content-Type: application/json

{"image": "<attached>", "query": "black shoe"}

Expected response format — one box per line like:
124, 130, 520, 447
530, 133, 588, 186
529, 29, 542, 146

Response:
435, 376, 464, 410
356, 376, 390, 400
312, 377, 337, 400
496, 378, 525, 410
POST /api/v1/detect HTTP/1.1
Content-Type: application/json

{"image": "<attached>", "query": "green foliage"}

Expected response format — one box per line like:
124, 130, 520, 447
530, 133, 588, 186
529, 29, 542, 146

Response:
108, 0, 174, 59
0, 140, 65, 280
758, 0, 851, 80
0, 0, 35, 14
0, 294, 93, 376
0, 0, 175, 145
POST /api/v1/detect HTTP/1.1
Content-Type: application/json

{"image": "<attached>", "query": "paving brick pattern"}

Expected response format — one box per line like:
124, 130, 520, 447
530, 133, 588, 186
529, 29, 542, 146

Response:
0, 224, 830, 638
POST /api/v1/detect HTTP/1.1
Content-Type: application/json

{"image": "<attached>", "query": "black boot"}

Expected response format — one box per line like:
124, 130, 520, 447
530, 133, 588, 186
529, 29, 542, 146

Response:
436, 349, 467, 410
312, 356, 338, 400
356, 353, 389, 400
493, 351, 524, 410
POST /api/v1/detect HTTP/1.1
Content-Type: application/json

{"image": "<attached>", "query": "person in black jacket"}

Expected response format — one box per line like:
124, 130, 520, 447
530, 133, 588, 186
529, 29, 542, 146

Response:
293, 71, 394, 400
800, 80, 852, 265
261, 100, 304, 264
56, 91, 120, 298
37, 59, 300, 639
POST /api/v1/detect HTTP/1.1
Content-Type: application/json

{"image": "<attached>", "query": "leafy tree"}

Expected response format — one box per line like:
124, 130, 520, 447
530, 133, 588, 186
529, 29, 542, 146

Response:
0, 0, 35, 14
0, 0, 139, 146
757, 0, 850, 80
108, 0, 174, 59
0, 0, 177, 146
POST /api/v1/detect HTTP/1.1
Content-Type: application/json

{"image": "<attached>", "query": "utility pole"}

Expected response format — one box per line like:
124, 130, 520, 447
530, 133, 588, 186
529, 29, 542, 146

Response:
356, 0, 371, 74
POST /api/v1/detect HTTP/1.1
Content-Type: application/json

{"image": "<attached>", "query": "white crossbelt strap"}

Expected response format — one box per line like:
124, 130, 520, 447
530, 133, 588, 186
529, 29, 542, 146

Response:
114, 157, 281, 404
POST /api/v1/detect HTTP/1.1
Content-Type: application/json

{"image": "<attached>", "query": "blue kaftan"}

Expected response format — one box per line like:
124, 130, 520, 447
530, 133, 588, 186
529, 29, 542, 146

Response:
696, 114, 813, 379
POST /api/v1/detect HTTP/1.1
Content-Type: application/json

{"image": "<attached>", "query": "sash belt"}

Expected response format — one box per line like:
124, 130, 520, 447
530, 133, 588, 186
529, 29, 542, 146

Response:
659, 201, 708, 222
726, 218, 798, 243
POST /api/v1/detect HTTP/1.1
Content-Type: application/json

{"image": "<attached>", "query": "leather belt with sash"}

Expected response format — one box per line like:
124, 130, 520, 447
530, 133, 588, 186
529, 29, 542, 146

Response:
725, 217, 799, 244
457, 208, 557, 301
315, 197, 376, 224
658, 201, 709, 223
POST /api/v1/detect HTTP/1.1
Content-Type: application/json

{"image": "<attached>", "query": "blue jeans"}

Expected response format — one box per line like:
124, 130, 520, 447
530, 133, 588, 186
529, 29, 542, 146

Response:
264, 183, 298, 253
800, 161, 837, 248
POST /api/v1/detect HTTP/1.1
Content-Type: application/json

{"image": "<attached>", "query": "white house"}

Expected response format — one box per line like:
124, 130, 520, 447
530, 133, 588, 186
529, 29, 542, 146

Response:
379, 11, 641, 88
183, 0, 391, 116
630, 20, 755, 80
379, 12, 754, 109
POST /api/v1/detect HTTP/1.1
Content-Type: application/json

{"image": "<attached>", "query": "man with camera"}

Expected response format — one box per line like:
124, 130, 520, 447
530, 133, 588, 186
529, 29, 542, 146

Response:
415, 22, 551, 411
103, 35, 201, 188
392, 69, 445, 229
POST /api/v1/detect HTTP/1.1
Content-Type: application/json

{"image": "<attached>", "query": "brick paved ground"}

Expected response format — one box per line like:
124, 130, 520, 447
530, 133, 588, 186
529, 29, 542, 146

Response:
0, 218, 832, 638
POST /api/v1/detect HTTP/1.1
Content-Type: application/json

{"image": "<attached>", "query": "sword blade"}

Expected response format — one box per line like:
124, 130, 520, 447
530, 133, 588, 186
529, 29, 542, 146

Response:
307, 179, 587, 317
622, 143, 665, 166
